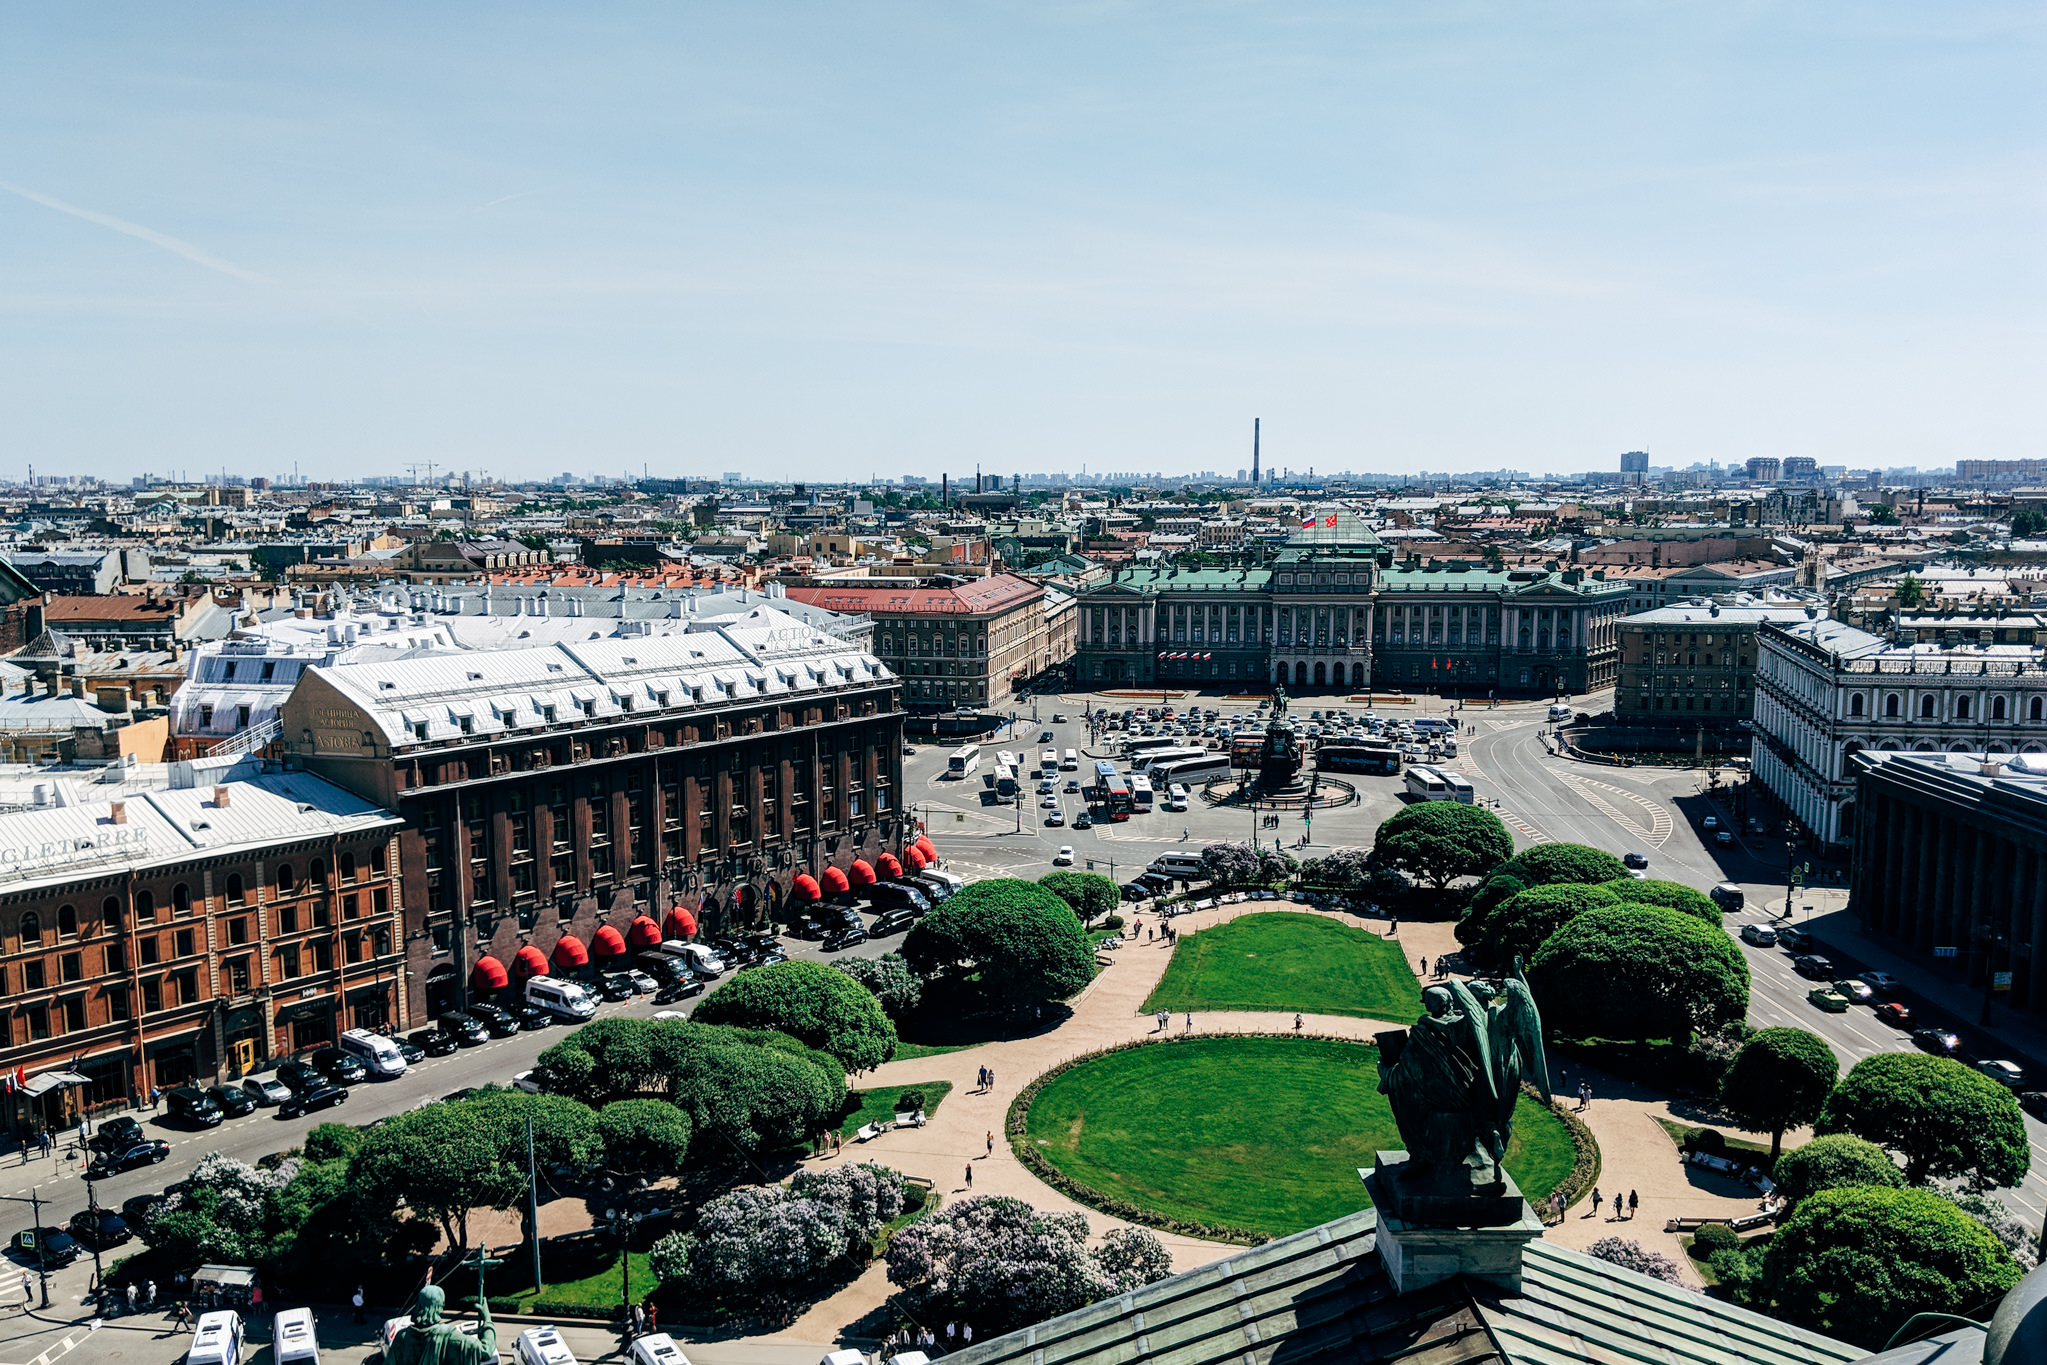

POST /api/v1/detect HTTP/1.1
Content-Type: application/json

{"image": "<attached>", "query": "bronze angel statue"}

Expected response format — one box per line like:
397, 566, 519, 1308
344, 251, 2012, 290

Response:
1377, 957, 1550, 1194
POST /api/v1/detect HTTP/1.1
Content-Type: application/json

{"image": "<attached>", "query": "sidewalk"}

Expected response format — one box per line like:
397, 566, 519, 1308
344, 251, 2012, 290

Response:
1806, 906, 2047, 1063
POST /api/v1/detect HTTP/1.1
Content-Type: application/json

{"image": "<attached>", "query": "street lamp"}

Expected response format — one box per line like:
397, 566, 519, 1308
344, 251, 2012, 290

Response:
0, 1189, 53, 1307
601, 1179, 654, 1335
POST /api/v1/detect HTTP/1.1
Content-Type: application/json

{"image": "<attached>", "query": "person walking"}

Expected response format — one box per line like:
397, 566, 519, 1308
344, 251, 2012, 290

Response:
126, 1282, 138, 1313
963, 1326, 973, 1345
1418, 956, 1428, 977
353, 1286, 365, 1324
174, 1301, 191, 1331
1628, 1190, 1639, 1220
150, 1086, 162, 1112
250, 1282, 263, 1318
39, 1130, 50, 1159
985, 1131, 994, 1156
1184, 1012, 1194, 1032
1294, 1013, 1303, 1032
1613, 1192, 1624, 1221
964, 1163, 973, 1188
1588, 1187, 1600, 1218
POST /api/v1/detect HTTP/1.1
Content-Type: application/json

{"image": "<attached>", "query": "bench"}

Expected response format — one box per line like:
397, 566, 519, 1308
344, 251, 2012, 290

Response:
1664, 1209, 1779, 1235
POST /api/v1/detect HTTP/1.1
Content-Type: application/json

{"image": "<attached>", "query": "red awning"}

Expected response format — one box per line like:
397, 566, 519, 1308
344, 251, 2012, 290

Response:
877, 852, 904, 879
627, 915, 663, 948
513, 945, 549, 979
551, 934, 589, 968
790, 873, 821, 902
821, 866, 851, 894
470, 956, 509, 990
906, 846, 929, 869
591, 925, 627, 957
663, 905, 698, 940
914, 836, 936, 860
849, 859, 877, 887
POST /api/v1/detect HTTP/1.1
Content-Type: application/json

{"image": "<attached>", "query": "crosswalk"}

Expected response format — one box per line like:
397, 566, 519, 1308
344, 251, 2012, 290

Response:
1562, 774, 1674, 848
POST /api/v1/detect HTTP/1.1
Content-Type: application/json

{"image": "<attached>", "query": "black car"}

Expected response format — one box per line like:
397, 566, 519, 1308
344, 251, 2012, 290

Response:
2022, 1091, 2047, 1121
1776, 926, 1815, 952
394, 1036, 427, 1065
652, 979, 704, 1005
740, 932, 784, 956
870, 908, 917, 937
1120, 881, 1155, 902
119, 1194, 160, 1226
310, 1048, 368, 1085
1912, 1027, 1963, 1056
821, 925, 868, 952
739, 948, 790, 970
869, 883, 931, 914
711, 936, 755, 965
506, 1003, 553, 1031
276, 1059, 326, 1094
67, 1208, 130, 1249
788, 913, 826, 940
279, 1082, 348, 1120
1073, 813, 1093, 830
86, 1116, 145, 1155
437, 1012, 490, 1045
465, 1003, 521, 1037
85, 1140, 170, 1179
10, 1228, 79, 1267
206, 1085, 257, 1118
1791, 954, 1834, 980
594, 975, 638, 1003
408, 1028, 459, 1057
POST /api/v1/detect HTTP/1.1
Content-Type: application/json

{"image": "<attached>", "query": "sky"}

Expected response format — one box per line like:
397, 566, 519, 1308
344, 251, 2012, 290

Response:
1, 3, 2041, 484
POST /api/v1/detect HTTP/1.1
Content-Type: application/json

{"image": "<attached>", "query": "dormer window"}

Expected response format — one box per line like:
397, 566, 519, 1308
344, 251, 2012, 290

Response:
458, 715, 473, 735
413, 722, 428, 741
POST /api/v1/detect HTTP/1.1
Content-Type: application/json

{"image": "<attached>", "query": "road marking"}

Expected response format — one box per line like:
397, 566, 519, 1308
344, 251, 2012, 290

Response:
1495, 810, 1552, 845
1561, 775, 1674, 848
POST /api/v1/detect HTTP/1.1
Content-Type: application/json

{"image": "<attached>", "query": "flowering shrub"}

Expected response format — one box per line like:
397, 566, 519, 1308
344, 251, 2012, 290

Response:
887, 1195, 1172, 1332
1587, 1236, 1685, 1285
657, 1163, 907, 1303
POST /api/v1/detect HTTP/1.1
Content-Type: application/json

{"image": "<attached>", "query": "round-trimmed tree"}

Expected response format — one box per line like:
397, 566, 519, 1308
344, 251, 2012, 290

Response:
1526, 902, 1749, 1042
902, 878, 1095, 1010
694, 960, 898, 1072
1718, 1028, 1840, 1162
1756, 1186, 2021, 1348
594, 1098, 694, 1177
831, 953, 924, 1020
1371, 804, 1513, 890
1604, 878, 1718, 922
1817, 1053, 2030, 1188
1038, 871, 1119, 923
1457, 881, 1620, 962
1506, 843, 1628, 888
1770, 1135, 1905, 1203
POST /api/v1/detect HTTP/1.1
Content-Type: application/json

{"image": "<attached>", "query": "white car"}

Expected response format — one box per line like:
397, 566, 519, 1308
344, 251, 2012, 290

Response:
512, 1070, 542, 1094
623, 969, 659, 994
652, 1010, 690, 1022
241, 1076, 292, 1107
1053, 845, 1075, 866
1040, 796, 1060, 809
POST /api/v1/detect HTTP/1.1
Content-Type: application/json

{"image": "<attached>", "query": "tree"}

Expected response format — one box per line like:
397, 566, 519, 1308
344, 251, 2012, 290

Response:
831, 953, 924, 1019
902, 879, 1095, 1010
1371, 804, 1513, 890
594, 1099, 694, 1178
1298, 848, 1373, 894
1895, 573, 1924, 606
1867, 503, 1900, 527
1753, 1186, 2021, 1348
887, 1195, 1173, 1333
1037, 871, 1119, 923
659, 1163, 906, 1305
1770, 1135, 1906, 1203
1500, 843, 1627, 888
670, 1034, 846, 1155
1199, 842, 1261, 886
1603, 877, 1718, 922
694, 960, 899, 1072
1527, 903, 1749, 1043
348, 1102, 507, 1250
1718, 1028, 1840, 1162
1817, 1054, 2030, 1188
1456, 882, 1619, 962
1586, 1236, 1684, 1285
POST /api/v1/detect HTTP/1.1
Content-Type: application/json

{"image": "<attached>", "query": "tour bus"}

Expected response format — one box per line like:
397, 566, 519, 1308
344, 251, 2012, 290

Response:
1123, 735, 1185, 756
997, 750, 1017, 771
1041, 749, 1060, 774
1441, 772, 1475, 803
1132, 746, 1206, 774
1100, 772, 1134, 817
994, 764, 1020, 801
1129, 774, 1155, 811
947, 745, 981, 780
1150, 754, 1231, 788
1092, 759, 1119, 790
1317, 740, 1401, 776
1404, 765, 1452, 801
1061, 748, 1079, 771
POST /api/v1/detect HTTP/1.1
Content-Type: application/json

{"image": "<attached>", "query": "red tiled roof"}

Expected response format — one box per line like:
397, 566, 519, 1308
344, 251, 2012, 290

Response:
780, 574, 1043, 617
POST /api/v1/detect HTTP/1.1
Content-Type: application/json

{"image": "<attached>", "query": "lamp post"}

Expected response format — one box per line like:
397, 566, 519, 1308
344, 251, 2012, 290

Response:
1978, 927, 2010, 1027
0, 1189, 52, 1307
601, 1178, 652, 1337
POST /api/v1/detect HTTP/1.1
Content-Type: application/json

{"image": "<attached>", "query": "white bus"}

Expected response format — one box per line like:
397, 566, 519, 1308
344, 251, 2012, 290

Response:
1129, 774, 1155, 811
1150, 754, 1231, 787
947, 745, 982, 780
997, 750, 1017, 771
1404, 765, 1452, 801
1441, 771, 1476, 804
994, 764, 1020, 800
1040, 749, 1060, 773
1132, 746, 1206, 774
1123, 735, 1185, 756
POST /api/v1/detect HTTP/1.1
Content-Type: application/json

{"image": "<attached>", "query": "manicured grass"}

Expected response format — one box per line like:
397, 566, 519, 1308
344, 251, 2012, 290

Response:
485, 1250, 654, 1316
1654, 1117, 1776, 1169
1026, 1037, 1575, 1238
892, 1040, 977, 1061
838, 1079, 954, 1138
1141, 912, 1423, 1022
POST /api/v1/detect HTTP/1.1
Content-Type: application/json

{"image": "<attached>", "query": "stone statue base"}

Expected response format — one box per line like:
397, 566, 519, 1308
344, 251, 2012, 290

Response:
1361, 1152, 1543, 1297
1365, 1148, 1524, 1228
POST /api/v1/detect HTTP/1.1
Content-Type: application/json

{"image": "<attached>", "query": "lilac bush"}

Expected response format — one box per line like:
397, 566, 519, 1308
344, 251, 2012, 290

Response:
1587, 1236, 1686, 1285
887, 1195, 1173, 1333
1201, 843, 1260, 886
660, 1162, 907, 1301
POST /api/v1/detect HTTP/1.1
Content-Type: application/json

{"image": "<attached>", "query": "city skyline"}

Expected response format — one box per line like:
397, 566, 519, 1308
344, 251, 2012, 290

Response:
2, 3, 2039, 482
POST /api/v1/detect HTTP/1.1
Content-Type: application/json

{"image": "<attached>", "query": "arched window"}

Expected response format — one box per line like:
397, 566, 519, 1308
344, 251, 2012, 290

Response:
1994, 696, 2008, 720
105, 895, 125, 930
1849, 694, 1865, 717
2033, 696, 2044, 722
225, 873, 245, 907
1957, 696, 1973, 719
20, 912, 40, 946
57, 905, 76, 937
1885, 694, 1901, 718
1920, 695, 1937, 719
276, 864, 295, 894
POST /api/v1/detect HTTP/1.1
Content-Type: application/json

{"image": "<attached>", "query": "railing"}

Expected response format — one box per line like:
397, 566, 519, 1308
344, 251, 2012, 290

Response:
207, 718, 283, 759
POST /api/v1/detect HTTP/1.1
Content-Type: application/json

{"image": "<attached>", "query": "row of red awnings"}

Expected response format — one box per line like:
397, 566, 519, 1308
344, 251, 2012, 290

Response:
469, 837, 939, 988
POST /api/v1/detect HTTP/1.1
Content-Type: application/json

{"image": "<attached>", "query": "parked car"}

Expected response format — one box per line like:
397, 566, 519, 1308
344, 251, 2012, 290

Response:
1713, 830, 1734, 847
437, 1012, 490, 1045
1912, 1028, 1963, 1056
1052, 845, 1074, 867
1791, 954, 1834, 980
1739, 923, 1778, 947
67, 1208, 130, 1249
119, 1194, 160, 1226
85, 1140, 171, 1179
206, 1085, 258, 1118
1120, 881, 1155, 902
652, 979, 704, 1005
310, 1048, 369, 1085
242, 1075, 294, 1106
595, 974, 639, 1002
86, 1117, 145, 1155
739, 947, 789, 970
1806, 987, 1851, 1013
2021, 1091, 2047, 1121
500, 1003, 549, 1031
1622, 852, 1650, 870
1776, 927, 1814, 952
393, 1036, 427, 1065
1859, 971, 1900, 992
276, 1059, 326, 1094
622, 969, 660, 995
1979, 1060, 2027, 1089
407, 1028, 459, 1058
279, 1082, 348, 1120
1827, 979, 1873, 1004
869, 883, 931, 915
1874, 1002, 1914, 1028
869, 908, 917, 937
821, 926, 868, 952
465, 1003, 522, 1037
9, 1228, 79, 1267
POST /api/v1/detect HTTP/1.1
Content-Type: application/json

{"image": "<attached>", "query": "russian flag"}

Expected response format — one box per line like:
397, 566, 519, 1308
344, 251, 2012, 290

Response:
1301, 515, 1316, 529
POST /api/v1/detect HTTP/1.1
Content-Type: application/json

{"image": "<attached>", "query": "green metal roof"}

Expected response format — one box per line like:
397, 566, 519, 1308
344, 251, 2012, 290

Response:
1100, 567, 1275, 592
1377, 565, 1630, 598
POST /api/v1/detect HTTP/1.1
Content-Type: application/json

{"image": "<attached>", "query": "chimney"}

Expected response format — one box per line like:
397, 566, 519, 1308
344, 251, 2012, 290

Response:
69, 677, 85, 699
95, 685, 132, 714
109, 800, 126, 825
212, 786, 231, 808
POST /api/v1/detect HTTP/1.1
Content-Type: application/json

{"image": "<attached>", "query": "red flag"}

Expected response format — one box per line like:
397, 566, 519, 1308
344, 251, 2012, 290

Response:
1324, 513, 1338, 527
12, 1065, 23, 1089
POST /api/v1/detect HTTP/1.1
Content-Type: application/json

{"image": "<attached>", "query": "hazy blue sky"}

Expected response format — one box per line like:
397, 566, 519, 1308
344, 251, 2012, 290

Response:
2, 4, 2040, 483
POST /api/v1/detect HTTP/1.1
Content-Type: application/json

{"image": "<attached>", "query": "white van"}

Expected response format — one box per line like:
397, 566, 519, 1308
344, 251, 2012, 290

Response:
515, 1327, 579, 1365
821, 1353, 867, 1365
525, 975, 597, 1021
1547, 704, 1573, 721
189, 1311, 246, 1365
1149, 852, 1206, 879
337, 1028, 407, 1079
658, 941, 726, 979
918, 868, 963, 892
1061, 748, 1079, 771
273, 1308, 320, 1365
630, 1335, 691, 1365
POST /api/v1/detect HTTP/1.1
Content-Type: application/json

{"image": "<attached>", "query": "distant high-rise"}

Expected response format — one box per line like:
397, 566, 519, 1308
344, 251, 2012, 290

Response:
1782, 456, 1818, 482
1619, 451, 1649, 474
1252, 418, 1260, 484
1745, 457, 1782, 483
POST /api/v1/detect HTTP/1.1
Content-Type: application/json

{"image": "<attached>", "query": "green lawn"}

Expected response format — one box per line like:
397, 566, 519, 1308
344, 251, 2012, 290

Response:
1141, 912, 1423, 1022
1026, 1037, 1574, 1238
838, 1079, 955, 1138
892, 1040, 977, 1061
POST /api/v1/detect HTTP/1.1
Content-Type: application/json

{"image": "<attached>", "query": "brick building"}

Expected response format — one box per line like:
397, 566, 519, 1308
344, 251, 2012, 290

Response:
781, 575, 1052, 713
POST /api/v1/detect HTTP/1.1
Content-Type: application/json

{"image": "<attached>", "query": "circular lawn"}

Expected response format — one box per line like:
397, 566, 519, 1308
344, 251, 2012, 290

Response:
1023, 1036, 1575, 1239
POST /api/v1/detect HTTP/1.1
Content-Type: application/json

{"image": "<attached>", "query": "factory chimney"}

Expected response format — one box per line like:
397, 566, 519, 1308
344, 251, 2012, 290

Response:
1252, 418, 1261, 484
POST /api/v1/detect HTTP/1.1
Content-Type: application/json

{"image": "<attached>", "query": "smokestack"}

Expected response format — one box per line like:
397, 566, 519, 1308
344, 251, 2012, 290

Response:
1253, 418, 1261, 484
942, 473, 949, 507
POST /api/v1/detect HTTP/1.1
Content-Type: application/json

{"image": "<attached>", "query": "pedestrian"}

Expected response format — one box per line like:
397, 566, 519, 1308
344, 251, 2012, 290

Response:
833, 1131, 842, 1155
629, 1304, 643, 1339
39, 1130, 50, 1159
946, 1323, 957, 1347
1588, 1187, 1600, 1217
174, 1302, 191, 1331
1628, 1190, 1638, 1220
19, 1271, 30, 1305
145, 1281, 156, 1309
1614, 1192, 1624, 1221
986, 1130, 995, 1156
1388, 917, 1398, 936
251, 1282, 263, 1317
1294, 1013, 1303, 1032
353, 1286, 365, 1324
150, 1086, 162, 1111
126, 1282, 137, 1312
965, 1163, 973, 1188
988, 1068, 995, 1088
645, 1300, 657, 1335
1418, 956, 1428, 977
963, 1326, 973, 1345
1146, 927, 1153, 942
1184, 1012, 1193, 1032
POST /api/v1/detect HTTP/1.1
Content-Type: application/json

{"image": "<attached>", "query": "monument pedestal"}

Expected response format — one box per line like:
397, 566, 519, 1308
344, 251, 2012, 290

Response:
1361, 1152, 1544, 1297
